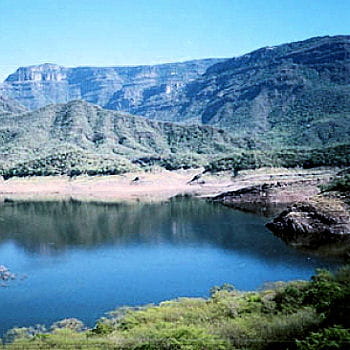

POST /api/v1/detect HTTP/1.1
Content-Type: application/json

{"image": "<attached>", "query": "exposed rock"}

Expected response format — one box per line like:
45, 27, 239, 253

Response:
0, 59, 223, 111
143, 35, 350, 148
266, 195, 350, 251
212, 180, 321, 205
3, 36, 350, 148
0, 265, 16, 286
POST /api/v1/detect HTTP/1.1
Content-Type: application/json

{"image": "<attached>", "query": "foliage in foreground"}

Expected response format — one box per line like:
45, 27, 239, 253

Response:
2, 266, 350, 349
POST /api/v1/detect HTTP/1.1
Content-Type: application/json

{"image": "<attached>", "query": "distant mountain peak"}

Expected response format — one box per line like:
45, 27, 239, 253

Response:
5, 63, 67, 83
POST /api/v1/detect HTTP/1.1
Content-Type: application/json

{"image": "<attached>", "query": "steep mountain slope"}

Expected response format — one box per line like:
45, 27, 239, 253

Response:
0, 59, 224, 111
143, 35, 350, 148
2, 36, 350, 150
0, 96, 27, 116
0, 100, 241, 176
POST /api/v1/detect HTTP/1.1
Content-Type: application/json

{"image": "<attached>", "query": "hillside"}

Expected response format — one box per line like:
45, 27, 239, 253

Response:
2, 36, 350, 149
0, 100, 241, 177
151, 35, 350, 148
0, 96, 27, 116
0, 59, 224, 111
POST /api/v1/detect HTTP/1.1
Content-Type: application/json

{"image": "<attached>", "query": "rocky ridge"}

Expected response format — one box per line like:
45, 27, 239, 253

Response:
2, 36, 350, 148
0, 59, 224, 111
0, 96, 27, 116
151, 35, 350, 147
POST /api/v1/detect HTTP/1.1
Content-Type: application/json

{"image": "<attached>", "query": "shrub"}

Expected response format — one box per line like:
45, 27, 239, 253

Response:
90, 321, 114, 335
124, 325, 230, 350
321, 175, 350, 193
296, 326, 350, 350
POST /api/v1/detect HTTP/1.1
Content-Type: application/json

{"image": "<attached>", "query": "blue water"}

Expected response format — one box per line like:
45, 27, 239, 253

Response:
0, 199, 339, 335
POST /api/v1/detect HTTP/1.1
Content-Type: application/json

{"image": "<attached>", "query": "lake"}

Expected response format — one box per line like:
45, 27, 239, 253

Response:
0, 198, 339, 336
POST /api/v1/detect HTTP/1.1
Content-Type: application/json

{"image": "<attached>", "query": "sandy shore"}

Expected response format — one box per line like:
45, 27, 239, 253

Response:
0, 167, 337, 203
0, 170, 232, 202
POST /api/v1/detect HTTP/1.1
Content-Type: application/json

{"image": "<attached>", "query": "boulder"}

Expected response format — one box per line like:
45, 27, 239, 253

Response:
266, 196, 350, 248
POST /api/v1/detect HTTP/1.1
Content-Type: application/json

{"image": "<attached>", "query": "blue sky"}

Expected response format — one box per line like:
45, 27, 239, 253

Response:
0, 0, 349, 81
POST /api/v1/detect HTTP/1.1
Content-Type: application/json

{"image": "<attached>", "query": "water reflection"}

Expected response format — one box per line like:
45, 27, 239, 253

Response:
0, 198, 318, 264
0, 198, 340, 336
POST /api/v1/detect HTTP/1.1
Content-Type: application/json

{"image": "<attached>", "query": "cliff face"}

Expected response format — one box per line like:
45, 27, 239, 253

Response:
145, 35, 350, 147
2, 36, 350, 148
0, 59, 224, 111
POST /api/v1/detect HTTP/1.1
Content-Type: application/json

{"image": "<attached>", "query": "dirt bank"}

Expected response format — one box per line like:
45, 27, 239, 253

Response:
0, 167, 337, 203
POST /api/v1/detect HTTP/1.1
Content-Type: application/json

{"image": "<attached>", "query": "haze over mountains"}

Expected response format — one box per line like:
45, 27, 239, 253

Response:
1, 35, 350, 176
0, 59, 223, 111
2, 35, 350, 149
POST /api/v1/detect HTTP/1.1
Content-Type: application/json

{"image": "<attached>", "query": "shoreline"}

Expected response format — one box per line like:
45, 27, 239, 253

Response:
0, 169, 229, 203
0, 167, 336, 203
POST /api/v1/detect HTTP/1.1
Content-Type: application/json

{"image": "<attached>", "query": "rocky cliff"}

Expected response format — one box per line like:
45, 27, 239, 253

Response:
266, 195, 350, 253
143, 35, 350, 148
2, 36, 350, 149
0, 59, 224, 111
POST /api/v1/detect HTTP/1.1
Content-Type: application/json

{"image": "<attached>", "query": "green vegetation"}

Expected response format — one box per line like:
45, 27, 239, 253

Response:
0, 150, 138, 180
3, 267, 349, 349
2, 37, 350, 180
205, 144, 350, 173
0, 100, 243, 179
2, 142, 350, 179
321, 174, 350, 193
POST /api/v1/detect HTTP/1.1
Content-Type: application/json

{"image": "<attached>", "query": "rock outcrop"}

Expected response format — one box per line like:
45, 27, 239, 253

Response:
0, 59, 223, 111
266, 195, 350, 251
144, 35, 350, 148
212, 180, 321, 205
0, 265, 16, 285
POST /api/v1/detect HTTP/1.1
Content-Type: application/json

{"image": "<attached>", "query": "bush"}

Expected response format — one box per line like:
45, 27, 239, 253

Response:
321, 175, 350, 193
296, 326, 350, 350
90, 321, 114, 335
205, 144, 350, 173
124, 325, 230, 350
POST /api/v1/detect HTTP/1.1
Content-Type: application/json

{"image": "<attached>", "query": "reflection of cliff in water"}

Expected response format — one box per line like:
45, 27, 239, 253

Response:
0, 198, 339, 264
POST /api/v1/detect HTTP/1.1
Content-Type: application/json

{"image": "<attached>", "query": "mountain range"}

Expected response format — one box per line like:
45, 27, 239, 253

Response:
0, 59, 223, 111
1, 35, 350, 176
161, 35, 350, 148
